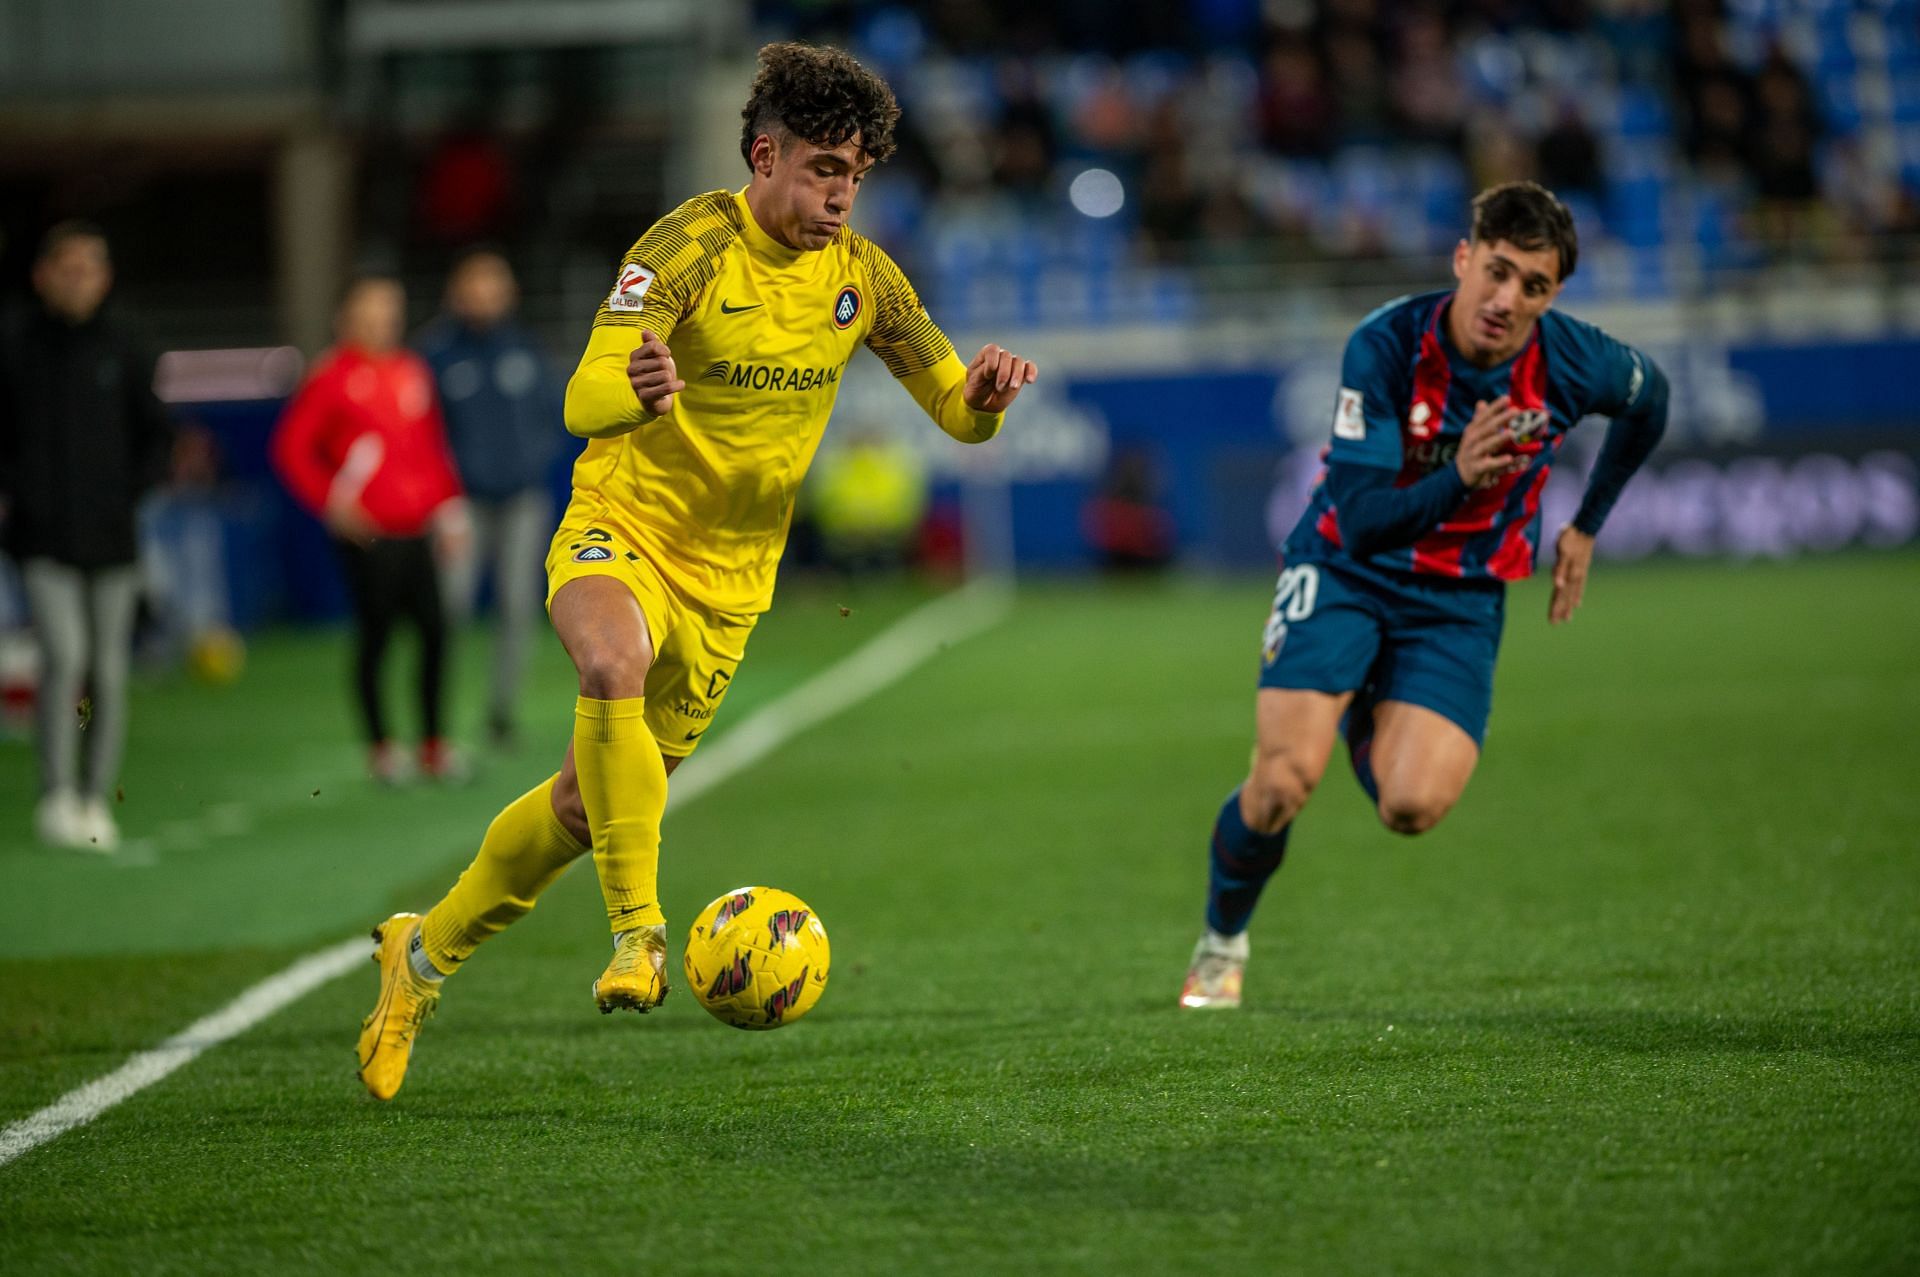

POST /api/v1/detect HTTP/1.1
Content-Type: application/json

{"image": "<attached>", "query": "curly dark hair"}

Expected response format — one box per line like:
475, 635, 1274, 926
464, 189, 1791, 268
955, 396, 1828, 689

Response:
1470, 181, 1579, 281
739, 42, 900, 170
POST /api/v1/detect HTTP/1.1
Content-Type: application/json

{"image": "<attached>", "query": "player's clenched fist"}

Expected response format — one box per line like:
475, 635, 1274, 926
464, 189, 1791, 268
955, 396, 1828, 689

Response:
962, 343, 1038, 414
1454, 395, 1526, 489
627, 328, 686, 416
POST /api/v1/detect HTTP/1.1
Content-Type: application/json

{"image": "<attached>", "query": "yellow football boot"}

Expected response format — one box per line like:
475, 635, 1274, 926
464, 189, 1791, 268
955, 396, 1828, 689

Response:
592, 924, 670, 1014
356, 913, 440, 1100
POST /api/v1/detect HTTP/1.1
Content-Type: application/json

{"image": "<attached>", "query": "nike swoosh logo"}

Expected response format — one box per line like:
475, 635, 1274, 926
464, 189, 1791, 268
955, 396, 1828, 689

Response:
684, 728, 707, 741
719, 301, 762, 315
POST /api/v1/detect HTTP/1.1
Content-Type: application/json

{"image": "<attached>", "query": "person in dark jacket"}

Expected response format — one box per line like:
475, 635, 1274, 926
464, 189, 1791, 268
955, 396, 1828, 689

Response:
416, 250, 563, 746
0, 222, 173, 850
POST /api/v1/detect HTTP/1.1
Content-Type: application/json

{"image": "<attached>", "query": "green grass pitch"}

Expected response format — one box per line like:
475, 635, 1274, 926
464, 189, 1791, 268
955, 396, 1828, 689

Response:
1, 556, 1915, 1274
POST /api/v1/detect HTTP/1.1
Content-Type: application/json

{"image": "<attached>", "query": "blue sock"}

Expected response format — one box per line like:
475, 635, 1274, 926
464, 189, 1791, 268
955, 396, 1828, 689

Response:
1206, 787, 1291, 936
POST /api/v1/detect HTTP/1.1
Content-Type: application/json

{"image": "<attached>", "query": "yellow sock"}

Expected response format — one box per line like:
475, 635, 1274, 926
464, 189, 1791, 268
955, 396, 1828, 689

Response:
573, 695, 669, 933
420, 775, 588, 973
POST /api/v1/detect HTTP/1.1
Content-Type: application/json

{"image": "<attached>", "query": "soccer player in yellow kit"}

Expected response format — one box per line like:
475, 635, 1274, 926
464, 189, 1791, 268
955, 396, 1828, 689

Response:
354, 43, 1037, 1099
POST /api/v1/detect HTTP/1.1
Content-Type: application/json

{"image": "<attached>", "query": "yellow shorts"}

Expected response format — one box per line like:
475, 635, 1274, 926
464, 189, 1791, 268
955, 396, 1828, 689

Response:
545, 506, 757, 758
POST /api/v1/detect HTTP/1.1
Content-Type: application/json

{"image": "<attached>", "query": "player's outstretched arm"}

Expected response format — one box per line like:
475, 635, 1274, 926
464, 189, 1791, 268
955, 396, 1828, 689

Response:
859, 237, 1033, 444
1552, 353, 1670, 624
961, 343, 1038, 415
886, 342, 1036, 446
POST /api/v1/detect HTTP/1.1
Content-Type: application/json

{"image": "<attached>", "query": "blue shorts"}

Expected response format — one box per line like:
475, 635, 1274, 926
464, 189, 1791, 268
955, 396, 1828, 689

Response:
1257, 556, 1506, 745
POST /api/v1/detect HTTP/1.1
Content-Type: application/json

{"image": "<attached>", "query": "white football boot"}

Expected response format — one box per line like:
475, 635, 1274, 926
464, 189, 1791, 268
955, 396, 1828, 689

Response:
1179, 930, 1249, 1009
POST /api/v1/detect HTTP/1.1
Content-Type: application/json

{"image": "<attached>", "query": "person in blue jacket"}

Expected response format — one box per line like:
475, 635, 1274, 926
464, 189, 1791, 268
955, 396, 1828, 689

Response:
1181, 182, 1669, 1009
417, 249, 565, 747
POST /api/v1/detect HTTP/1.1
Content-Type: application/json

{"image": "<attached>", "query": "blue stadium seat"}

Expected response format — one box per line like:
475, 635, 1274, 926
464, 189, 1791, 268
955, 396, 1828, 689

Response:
1561, 192, 1605, 241
1614, 85, 1671, 140
1334, 148, 1392, 215
1821, 74, 1864, 135
1609, 174, 1666, 249
1628, 245, 1669, 297
1893, 71, 1920, 124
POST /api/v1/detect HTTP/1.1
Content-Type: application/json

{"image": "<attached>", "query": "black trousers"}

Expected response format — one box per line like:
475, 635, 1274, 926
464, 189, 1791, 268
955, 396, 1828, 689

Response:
334, 536, 447, 744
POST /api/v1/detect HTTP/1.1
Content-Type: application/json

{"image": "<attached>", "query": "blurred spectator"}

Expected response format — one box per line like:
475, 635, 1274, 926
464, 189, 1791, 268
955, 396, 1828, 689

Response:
1748, 45, 1825, 255
415, 119, 517, 249
809, 428, 929, 575
1084, 448, 1174, 572
139, 422, 240, 674
1676, 9, 1751, 182
1593, 0, 1672, 88
1257, 37, 1336, 158
258, 0, 1918, 345
1467, 112, 1536, 193
1325, 26, 1393, 145
416, 250, 564, 748
1067, 59, 1144, 158
1193, 182, 1267, 269
991, 69, 1061, 203
1390, 8, 1466, 151
0, 222, 173, 851
1536, 102, 1603, 202
0, 557, 29, 739
1140, 98, 1207, 260
272, 277, 470, 784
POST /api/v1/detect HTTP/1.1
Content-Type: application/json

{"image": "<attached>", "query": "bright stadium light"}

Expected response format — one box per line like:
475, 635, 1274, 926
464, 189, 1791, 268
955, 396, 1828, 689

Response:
1069, 167, 1125, 218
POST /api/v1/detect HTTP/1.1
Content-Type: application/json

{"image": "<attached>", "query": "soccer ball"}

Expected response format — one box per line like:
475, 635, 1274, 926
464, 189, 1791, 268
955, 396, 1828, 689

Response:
684, 886, 830, 1030
185, 626, 246, 685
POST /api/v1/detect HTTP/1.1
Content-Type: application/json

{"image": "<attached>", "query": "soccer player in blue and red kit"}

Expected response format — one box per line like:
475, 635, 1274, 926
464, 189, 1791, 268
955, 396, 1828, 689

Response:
1180, 182, 1669, 1009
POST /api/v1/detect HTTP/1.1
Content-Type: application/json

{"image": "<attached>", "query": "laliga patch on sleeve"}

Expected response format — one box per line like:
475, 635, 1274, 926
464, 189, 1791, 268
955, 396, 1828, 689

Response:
1333, 388, 1367, 440
608, 263, 655, 313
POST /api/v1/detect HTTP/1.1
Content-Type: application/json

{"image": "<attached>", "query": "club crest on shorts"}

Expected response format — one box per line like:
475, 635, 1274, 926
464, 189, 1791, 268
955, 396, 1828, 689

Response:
573, 545, 613, 562
832, 285, 861, 329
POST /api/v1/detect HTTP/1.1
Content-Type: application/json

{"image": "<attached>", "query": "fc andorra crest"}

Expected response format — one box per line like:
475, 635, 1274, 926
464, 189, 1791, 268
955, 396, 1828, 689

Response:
832, 285, 861, 329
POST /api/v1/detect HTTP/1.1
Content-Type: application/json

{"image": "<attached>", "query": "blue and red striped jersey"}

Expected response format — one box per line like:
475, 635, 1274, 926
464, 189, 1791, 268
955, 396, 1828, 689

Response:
1285, 290, 1657, 582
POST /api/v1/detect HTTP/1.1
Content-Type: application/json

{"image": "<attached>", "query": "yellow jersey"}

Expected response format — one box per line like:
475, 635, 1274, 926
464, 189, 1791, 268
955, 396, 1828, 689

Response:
562, 188, 1001, 615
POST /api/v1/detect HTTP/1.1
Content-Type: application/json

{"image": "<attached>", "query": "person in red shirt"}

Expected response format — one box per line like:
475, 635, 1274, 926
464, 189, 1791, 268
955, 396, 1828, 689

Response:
273, 276, 470, 782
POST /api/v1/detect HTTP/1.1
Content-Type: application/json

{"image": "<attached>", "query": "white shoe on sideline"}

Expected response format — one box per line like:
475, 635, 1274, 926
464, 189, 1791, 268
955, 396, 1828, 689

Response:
77, 797, 121, 852
35, 789, 104, 853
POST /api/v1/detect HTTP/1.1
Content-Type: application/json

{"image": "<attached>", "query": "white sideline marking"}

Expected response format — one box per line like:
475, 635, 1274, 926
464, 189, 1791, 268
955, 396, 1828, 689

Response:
666, 578, 1012, 810
0, 579, 1011, 1168
0, 938, 367, 1167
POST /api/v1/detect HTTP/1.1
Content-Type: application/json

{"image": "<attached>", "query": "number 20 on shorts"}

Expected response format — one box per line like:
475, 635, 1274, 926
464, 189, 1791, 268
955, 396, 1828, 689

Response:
1261, 564, 1319, 662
